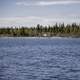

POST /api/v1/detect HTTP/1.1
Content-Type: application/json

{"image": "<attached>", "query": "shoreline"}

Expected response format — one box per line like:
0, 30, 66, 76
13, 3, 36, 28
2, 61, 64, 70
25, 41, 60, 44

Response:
0, 36, 80, 38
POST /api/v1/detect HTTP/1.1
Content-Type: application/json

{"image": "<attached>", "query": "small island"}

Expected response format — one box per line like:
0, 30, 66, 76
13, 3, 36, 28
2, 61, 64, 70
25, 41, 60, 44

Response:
0, 23, 80, 37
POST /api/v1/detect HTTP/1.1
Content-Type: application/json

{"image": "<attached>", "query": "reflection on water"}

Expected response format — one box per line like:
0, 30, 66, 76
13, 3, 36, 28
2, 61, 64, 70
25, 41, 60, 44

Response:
0, 37, 80, 80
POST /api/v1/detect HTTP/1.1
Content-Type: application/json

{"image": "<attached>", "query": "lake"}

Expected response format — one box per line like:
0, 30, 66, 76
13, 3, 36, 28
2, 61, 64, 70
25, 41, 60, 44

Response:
0, 37, 80, 80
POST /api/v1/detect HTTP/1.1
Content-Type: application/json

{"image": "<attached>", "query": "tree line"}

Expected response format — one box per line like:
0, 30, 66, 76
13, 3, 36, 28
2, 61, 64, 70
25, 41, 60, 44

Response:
0, 23, 80, 37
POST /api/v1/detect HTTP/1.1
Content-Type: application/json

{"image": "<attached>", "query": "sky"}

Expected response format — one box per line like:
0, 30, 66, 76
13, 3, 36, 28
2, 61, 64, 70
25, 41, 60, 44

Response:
0, 0, 80, 27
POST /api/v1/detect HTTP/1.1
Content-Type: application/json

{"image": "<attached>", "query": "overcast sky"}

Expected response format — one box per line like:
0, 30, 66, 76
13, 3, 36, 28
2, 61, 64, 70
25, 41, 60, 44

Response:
0, 0, 80, 27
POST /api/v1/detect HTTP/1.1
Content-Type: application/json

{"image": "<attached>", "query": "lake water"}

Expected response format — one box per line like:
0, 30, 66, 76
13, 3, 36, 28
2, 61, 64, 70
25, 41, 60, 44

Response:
0, 37, 80, 80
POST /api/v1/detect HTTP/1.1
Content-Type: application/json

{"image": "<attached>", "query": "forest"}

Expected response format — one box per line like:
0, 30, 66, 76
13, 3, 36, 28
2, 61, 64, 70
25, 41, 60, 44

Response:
0, 23, 80, 37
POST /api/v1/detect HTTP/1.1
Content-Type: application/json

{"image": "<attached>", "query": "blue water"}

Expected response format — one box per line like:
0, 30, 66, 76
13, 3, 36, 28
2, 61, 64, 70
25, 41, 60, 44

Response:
0, 37, 80, 80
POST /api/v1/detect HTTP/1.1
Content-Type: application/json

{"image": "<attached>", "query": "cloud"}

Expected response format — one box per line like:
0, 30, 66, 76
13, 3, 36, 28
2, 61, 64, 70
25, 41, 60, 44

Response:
16, 1, 80, 6
38, 1, 80, 6
0, 16, 49, 27
0, 16, 80, 27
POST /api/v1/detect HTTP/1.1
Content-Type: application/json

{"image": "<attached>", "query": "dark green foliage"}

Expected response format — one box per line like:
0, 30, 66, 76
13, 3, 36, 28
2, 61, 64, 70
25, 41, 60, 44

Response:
0, 23, 80, 37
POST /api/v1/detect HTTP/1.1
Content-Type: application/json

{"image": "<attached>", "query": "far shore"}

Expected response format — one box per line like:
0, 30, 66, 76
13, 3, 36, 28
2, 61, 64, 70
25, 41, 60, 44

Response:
0, 23, 80, 38
0, 35, 80, 38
